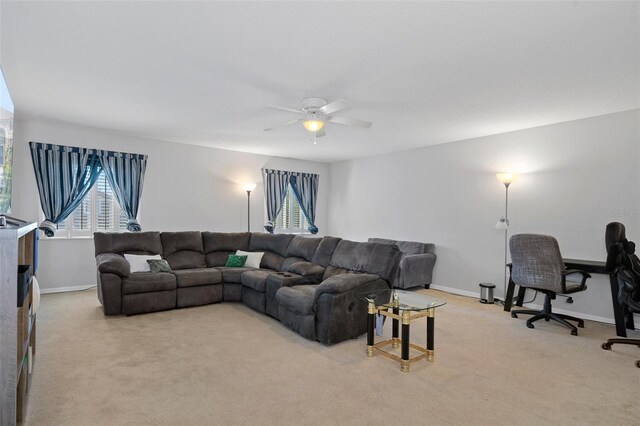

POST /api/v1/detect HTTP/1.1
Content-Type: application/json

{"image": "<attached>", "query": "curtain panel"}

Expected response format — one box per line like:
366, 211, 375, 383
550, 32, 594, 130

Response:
261, 168, 290, 233
29, 141, 148, 236
288, 171, 319, 234
29, 142, 103, 237
96, 150, 148, 232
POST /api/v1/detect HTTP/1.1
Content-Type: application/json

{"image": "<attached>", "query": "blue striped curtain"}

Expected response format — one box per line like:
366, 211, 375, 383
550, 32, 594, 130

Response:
289, 171, 319, 234
97, 150, 148, 232
29, 142, 103, 237
261, 168, 290, 233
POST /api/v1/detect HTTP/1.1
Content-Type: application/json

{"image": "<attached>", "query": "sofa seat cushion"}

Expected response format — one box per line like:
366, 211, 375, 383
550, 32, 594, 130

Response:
122, 272, 177, 295
241, 270, 299, 292
216, 267, 254, 283
276, 285, 318, 315
173, 268, 222, 288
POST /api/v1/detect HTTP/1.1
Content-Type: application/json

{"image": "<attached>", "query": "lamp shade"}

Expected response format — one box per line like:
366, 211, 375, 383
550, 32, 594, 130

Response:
495, 217, 509, 230
496, 173, 517, 185
243, 183, 257, 192
303, 118, 325, 132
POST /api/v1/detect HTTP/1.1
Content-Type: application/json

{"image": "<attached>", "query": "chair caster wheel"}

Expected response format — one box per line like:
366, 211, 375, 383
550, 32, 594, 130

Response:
544, 317, 550, 321
602, 343, 611, 350
526, 323, 534, 329
511, 313, 518, 318
571, 330, 578, 336
636, 360, 640, 368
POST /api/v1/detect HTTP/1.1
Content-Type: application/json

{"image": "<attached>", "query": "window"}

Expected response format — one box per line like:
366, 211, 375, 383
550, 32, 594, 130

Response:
274, 185, 309, 233
43, 172, 129, 238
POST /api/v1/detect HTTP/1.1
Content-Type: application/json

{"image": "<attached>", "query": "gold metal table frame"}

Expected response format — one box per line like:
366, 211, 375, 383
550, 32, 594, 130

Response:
364, 290, 445, 372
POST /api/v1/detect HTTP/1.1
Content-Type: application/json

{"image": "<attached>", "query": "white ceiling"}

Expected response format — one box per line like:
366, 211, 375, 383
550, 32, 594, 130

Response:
1, 1, 638, 163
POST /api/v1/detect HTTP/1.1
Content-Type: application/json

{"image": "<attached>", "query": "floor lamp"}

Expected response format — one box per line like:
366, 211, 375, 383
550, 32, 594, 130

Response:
495, 173, 517, 303
243, 183, 257, 232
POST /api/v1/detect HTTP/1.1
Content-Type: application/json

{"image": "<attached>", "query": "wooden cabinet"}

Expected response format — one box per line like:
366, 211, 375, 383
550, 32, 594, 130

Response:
0, 220, 38, 426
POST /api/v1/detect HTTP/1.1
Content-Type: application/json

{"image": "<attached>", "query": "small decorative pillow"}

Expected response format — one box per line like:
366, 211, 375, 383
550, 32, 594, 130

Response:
147, 259, 172, 273
235, 250, 265, 268
124, 254, 162, 273
224, 254, 248, 267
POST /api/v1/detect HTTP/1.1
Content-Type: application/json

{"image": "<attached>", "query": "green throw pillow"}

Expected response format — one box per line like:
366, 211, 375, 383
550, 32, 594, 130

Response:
225, 254, 248, 267
147, 259, 172, 273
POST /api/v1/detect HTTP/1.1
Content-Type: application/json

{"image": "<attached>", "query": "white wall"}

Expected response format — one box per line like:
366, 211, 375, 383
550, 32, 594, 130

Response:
327, 109, 640, 323
11, 117, 329, 291
11, 110, 640, 324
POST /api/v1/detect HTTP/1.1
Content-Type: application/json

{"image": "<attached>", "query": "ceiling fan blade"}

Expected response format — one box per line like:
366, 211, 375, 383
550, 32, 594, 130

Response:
320, 99, 351, 115
264, 118, 304, 131
266, 104, 305, 114
316, 128, 326, 137
327, 115, 373, 128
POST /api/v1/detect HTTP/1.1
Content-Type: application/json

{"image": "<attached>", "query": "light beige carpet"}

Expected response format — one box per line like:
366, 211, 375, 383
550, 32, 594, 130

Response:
25, 288, 639, 426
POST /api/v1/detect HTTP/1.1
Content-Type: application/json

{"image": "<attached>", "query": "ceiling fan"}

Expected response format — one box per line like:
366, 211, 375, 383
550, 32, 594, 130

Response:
264, 97, 372, 140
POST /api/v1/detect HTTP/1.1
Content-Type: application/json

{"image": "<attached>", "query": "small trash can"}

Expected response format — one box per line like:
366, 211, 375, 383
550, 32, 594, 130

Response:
479, 283, 495, 304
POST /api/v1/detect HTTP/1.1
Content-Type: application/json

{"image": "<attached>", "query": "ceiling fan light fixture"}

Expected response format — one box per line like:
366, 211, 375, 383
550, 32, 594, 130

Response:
303, 115, 325, 132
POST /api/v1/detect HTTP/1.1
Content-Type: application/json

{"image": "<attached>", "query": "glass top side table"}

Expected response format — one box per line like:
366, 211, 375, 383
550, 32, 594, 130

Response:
359, 289, 446, 372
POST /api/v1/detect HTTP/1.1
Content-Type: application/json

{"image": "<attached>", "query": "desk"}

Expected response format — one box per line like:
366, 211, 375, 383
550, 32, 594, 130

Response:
504, 258, 633, 337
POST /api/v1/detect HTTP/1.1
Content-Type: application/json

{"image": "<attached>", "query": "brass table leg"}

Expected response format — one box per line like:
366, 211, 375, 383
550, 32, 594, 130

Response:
367, 301, 375, 357
426, 308, 435, 362
401, 310, 411, 372
392, 305, 400, 348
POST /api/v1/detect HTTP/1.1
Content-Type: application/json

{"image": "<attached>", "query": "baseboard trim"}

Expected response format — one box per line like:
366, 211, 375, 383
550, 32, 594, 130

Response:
429, 284, 619, 326
40, 285, 96, 294
429, 284, 481, 299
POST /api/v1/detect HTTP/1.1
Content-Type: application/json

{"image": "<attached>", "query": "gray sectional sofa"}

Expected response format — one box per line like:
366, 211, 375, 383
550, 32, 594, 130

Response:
94, 231, 401, 345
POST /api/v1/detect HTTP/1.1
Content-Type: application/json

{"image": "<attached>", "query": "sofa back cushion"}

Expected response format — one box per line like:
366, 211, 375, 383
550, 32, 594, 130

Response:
249, 233, 295, 270
202, 232, 251, 267
249, 233, 295, 256
94, 232, 163, 256
311, 236, 341, 267
368, 237, 435, 255
160, 231, 206, 270
324, 240, 401, 283
203, 232, 251, 252
286, 236, 321, 261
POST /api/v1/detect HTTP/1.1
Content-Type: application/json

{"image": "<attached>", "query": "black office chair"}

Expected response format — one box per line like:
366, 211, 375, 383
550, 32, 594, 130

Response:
509, 234, 590, 335
602, 222, 640, 368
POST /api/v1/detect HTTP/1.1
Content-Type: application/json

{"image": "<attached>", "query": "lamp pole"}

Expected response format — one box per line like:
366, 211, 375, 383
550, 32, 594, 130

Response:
243, 183, 257, 232
246, 189, 252, 232
495, 173, 516, 303
502, 181, 510, 297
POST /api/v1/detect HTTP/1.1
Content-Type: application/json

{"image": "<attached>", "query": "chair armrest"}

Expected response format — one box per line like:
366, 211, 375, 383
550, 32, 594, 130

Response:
315, 273, 382, 300
398, 253, 436, 288
561, 269, 590, 293
96, 253, 130, 277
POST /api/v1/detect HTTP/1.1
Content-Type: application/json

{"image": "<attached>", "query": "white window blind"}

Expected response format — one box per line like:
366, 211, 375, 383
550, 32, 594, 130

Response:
275, 184, 309, 233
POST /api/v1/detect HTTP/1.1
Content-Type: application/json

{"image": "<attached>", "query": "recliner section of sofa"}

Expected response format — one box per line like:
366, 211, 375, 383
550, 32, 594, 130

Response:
161, 231, 222, 308
276, 240, 401, 345
94, 231, 401, 345
240, 233, 296, 313
368, 237, 437, 289
95, 231, 177, 315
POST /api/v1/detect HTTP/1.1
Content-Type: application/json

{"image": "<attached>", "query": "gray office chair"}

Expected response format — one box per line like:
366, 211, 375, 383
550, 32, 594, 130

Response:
509, 234, 590, 335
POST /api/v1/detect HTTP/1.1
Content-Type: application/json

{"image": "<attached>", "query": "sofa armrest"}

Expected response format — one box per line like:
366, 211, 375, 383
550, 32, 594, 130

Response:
96, 253, 130, 277
286, 261, 325, 281
398, 253, 436, 288
315, 273, 382, 299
